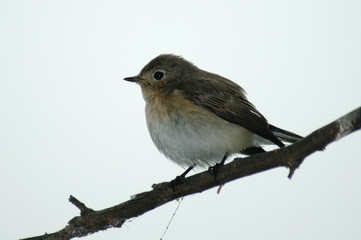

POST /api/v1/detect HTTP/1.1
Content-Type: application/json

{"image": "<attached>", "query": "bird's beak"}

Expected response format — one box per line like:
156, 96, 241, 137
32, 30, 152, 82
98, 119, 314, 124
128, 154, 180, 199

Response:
124, 75, 141, 82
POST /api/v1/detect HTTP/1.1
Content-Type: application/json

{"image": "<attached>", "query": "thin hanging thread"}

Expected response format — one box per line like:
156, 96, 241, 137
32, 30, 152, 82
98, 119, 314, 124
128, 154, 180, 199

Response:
160, 197, 184, 240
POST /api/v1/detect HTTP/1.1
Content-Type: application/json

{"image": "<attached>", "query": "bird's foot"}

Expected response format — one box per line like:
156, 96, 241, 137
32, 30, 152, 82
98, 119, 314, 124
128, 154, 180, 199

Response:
208, 154, 228, 182
170, 165, 194, 197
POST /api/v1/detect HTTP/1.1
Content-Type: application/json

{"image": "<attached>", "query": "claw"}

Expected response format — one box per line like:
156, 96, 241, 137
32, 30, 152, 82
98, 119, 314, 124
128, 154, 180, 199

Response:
208, 154, 228, 182
170, 165, 195, 197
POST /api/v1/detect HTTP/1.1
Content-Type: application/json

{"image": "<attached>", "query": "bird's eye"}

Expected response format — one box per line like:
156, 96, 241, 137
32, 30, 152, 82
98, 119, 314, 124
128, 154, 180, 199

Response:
153, 71, 164, 80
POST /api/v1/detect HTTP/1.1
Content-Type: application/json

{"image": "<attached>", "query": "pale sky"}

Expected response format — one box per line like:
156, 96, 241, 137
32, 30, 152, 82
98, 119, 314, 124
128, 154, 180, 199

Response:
1, 1, 361, 240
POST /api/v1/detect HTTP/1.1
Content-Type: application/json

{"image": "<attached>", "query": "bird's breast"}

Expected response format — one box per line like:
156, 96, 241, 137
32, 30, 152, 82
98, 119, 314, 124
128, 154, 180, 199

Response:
144, 90, 255, 168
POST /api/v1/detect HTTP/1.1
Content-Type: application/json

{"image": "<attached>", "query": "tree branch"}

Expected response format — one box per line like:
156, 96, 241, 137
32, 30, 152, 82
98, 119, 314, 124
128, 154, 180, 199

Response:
21, 107, 361, 240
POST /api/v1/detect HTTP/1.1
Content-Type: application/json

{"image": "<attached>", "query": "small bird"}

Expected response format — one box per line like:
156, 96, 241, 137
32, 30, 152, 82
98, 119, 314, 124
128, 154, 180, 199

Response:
124, 54, 302, 170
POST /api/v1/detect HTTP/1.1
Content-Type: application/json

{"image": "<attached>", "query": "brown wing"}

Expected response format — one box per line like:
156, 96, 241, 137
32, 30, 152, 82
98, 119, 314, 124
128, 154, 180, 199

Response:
176, 74, 284, 147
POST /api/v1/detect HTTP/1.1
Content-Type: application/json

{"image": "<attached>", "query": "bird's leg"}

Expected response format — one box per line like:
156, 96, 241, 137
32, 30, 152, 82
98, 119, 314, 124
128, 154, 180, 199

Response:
208, 153, 229, 182
170, 164, 195, 196
219, 153, 229, 166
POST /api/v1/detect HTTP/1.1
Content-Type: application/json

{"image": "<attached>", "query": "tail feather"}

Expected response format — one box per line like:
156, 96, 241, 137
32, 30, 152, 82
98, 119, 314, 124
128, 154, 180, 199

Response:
269, 124, 303, 143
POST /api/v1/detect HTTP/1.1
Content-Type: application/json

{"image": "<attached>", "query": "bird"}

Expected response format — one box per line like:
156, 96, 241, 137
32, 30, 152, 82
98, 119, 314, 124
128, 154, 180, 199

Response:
124, 54, 302, 170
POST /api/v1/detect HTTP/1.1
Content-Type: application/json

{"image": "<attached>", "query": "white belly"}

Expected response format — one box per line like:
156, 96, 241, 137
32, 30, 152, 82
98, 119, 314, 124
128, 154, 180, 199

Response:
145, 102, 257, 168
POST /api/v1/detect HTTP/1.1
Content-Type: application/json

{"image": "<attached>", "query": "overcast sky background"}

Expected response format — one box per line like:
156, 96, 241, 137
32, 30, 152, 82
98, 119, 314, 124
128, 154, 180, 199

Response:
1, 1, 361, 240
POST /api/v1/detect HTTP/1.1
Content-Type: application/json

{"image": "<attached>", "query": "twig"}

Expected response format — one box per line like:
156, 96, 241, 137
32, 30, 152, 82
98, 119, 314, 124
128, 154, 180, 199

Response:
68, 195, 94, 216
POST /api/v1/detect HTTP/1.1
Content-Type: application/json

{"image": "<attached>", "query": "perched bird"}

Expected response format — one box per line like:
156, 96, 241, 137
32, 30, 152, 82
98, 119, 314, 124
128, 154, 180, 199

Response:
124, 54, 302, 169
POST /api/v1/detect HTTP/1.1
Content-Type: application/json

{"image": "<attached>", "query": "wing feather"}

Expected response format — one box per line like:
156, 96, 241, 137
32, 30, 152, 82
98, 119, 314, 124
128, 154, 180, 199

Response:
176, 75, 284, 147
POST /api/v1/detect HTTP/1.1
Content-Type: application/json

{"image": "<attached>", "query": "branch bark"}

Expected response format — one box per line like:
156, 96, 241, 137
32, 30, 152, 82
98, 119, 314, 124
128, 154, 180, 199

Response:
21, 107, 361, 240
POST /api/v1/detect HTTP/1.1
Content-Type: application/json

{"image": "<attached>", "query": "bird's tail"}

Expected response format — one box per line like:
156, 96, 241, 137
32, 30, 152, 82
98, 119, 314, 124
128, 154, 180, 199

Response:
269, 124, 303, 143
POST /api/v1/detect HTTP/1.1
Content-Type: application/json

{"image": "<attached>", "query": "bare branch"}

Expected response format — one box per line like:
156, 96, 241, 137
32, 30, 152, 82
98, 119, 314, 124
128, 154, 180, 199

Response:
21, 107, 361, 240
